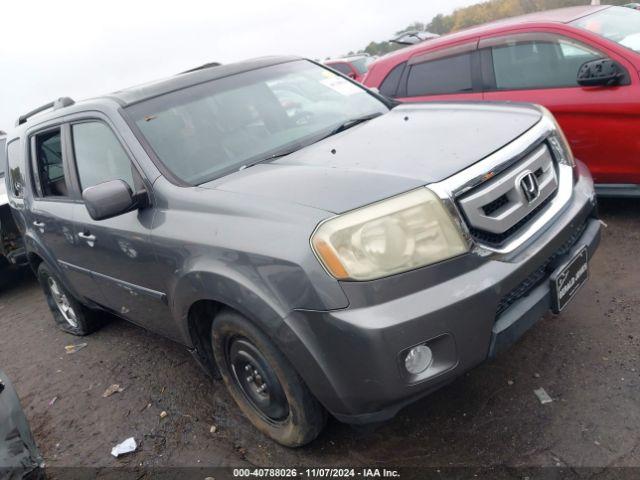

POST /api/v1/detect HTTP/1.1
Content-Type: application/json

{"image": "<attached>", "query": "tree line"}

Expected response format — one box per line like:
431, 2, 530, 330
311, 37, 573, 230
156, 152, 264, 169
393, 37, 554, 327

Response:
350, 0, 630, 57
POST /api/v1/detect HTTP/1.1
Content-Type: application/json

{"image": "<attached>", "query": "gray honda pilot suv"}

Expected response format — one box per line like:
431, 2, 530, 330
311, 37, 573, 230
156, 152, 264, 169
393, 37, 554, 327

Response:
4, 57, 600, 446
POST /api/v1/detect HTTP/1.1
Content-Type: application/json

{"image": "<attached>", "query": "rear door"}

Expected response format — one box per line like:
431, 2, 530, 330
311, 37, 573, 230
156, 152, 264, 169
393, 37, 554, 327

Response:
480, 31, 640, 184
395, 41, 483, 102
28, 125, 104, 302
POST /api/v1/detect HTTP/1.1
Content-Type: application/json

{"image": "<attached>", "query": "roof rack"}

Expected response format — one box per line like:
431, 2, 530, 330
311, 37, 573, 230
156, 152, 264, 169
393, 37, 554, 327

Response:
179, 62, 221, 74
390, 31, 439, 46
16, 97, 75, 126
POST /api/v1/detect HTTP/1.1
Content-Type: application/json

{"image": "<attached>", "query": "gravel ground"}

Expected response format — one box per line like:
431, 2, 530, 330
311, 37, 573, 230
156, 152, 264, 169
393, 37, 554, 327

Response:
0, 198, 638, 472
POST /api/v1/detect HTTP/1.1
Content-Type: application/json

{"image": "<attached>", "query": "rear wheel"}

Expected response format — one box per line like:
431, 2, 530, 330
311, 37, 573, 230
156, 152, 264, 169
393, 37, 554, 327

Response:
37, 263, 101, 336
211, 309, 326, 447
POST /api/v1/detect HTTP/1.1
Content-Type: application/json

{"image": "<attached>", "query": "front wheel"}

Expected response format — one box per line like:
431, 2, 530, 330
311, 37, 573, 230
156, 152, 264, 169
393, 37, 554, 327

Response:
37, 263, 101, 336
211, 309, 326, 447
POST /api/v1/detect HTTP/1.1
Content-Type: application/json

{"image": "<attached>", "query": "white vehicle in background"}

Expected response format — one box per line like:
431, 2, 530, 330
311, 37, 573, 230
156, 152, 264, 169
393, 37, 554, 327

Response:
0, 132, 27, 284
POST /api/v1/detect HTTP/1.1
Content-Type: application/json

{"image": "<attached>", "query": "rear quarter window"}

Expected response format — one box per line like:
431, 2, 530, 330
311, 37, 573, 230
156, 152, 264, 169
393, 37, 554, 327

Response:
0, 138, 6, 178
379, 62, 406, 97
6, 139, 24, 198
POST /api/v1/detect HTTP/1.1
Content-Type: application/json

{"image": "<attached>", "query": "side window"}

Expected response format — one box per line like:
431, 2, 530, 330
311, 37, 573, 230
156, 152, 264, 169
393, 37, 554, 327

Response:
71, 122, 135, 192
490, 36, 602, 90
6, 140, 24, 198
34, 129, 69, 198
379, 62, 406, 97
329, 63, 353, 76
406, 53, 473, 97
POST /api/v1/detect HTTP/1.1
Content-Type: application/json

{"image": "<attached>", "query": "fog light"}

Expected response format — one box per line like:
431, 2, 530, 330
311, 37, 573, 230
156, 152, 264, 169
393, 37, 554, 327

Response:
404, 345, 433, 375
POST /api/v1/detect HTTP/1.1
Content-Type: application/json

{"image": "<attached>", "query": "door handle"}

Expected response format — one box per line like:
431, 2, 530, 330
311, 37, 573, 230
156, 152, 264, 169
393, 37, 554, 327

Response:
78, 232, 96, 246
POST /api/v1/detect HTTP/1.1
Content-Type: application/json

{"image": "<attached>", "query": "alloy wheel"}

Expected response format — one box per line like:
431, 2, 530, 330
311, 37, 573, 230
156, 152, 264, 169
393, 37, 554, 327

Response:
47, 277, 79, 328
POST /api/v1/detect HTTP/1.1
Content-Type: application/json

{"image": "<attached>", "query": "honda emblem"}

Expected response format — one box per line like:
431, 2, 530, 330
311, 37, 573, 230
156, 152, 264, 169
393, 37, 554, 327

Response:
520, 171, 540, 203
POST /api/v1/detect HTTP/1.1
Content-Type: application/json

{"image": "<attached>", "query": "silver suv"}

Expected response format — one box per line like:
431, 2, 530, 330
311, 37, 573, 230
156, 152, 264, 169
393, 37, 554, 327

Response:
4, 57, 600, 446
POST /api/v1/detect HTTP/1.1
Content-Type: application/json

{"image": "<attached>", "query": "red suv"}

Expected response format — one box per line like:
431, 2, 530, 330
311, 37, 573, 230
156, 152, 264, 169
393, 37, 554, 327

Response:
364, 5, 640, 197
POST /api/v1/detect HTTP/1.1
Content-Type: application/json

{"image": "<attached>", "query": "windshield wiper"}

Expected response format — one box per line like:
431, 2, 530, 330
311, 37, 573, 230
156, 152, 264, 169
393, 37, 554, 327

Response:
239, 144, 307, 171
322, 112, 384, 139
237, 112, 384, 172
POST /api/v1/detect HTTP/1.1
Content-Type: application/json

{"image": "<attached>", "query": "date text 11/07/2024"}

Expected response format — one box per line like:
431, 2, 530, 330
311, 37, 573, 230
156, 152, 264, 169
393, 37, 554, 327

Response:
232, 468, 401, 478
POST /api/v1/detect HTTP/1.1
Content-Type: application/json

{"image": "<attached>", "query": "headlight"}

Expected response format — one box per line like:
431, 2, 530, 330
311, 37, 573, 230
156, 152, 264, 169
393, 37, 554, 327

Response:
311, 188, 469, 281
540, 107, 575, 168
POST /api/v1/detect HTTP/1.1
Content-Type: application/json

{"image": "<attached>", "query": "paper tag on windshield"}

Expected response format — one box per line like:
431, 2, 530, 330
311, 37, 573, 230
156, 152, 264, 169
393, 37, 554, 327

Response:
320, 75, 361, 96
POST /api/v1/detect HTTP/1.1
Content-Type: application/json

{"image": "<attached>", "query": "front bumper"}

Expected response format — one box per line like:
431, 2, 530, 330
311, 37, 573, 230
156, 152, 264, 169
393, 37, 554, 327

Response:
594, 183, 640, 198
281, 164, 600, 424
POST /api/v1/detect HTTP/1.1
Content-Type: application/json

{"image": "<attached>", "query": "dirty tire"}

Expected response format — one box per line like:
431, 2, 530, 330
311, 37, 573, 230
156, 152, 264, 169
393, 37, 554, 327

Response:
37, 262, 101, 336
212, 309, 327, 447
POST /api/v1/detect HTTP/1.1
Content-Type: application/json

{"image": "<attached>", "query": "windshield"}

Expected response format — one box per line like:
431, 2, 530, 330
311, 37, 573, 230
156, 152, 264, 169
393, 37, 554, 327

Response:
126, 60, 388, 185
572, 6, 640, 53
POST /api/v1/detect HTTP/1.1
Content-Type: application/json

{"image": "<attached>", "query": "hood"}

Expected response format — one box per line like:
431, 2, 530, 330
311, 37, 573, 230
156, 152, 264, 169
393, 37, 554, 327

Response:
202, 103, 542, 213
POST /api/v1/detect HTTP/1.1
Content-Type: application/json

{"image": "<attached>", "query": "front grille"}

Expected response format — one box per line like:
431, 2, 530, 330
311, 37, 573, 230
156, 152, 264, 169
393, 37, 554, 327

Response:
470, 195, 553, 247
482, 194, 509, 216
458, 143, 559, 248
495, 221, 588, 318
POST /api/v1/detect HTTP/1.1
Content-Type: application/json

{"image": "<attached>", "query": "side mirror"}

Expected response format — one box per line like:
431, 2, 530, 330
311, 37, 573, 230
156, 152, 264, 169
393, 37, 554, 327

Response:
577, 59, 625, 87
82, 179, 143, 221
347, 71, 357, 80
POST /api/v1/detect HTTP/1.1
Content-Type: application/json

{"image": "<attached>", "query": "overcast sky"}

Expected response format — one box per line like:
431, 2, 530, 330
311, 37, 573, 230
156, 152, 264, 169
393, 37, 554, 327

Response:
0, 0, 479, 132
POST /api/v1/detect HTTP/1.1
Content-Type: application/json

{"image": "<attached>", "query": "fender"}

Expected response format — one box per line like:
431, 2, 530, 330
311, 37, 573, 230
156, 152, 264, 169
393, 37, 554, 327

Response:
171, 268, 342, 410
172, 268, 290, 348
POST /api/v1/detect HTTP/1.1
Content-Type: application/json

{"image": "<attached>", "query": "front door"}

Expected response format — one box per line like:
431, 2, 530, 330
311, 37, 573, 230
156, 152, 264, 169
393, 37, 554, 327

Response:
67, 120, 177, 338
481, 31, 640, 184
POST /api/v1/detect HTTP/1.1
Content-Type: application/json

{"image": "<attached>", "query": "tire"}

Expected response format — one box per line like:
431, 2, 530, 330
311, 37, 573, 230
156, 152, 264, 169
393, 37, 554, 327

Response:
211, 309, 327, 447
37, 262, 101, 336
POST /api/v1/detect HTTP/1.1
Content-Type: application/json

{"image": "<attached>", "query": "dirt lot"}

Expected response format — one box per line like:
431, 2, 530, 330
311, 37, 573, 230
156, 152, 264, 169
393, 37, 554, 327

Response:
1, 198, 639, 472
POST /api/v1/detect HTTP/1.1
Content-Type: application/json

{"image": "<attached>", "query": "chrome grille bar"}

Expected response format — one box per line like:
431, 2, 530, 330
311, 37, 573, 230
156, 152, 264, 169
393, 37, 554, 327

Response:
457, 144, 558, 235
429, 115, 574, 255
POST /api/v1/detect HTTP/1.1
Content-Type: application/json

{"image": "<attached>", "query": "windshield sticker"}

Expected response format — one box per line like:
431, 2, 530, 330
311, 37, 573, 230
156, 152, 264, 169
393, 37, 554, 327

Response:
320, 75, 361, 96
